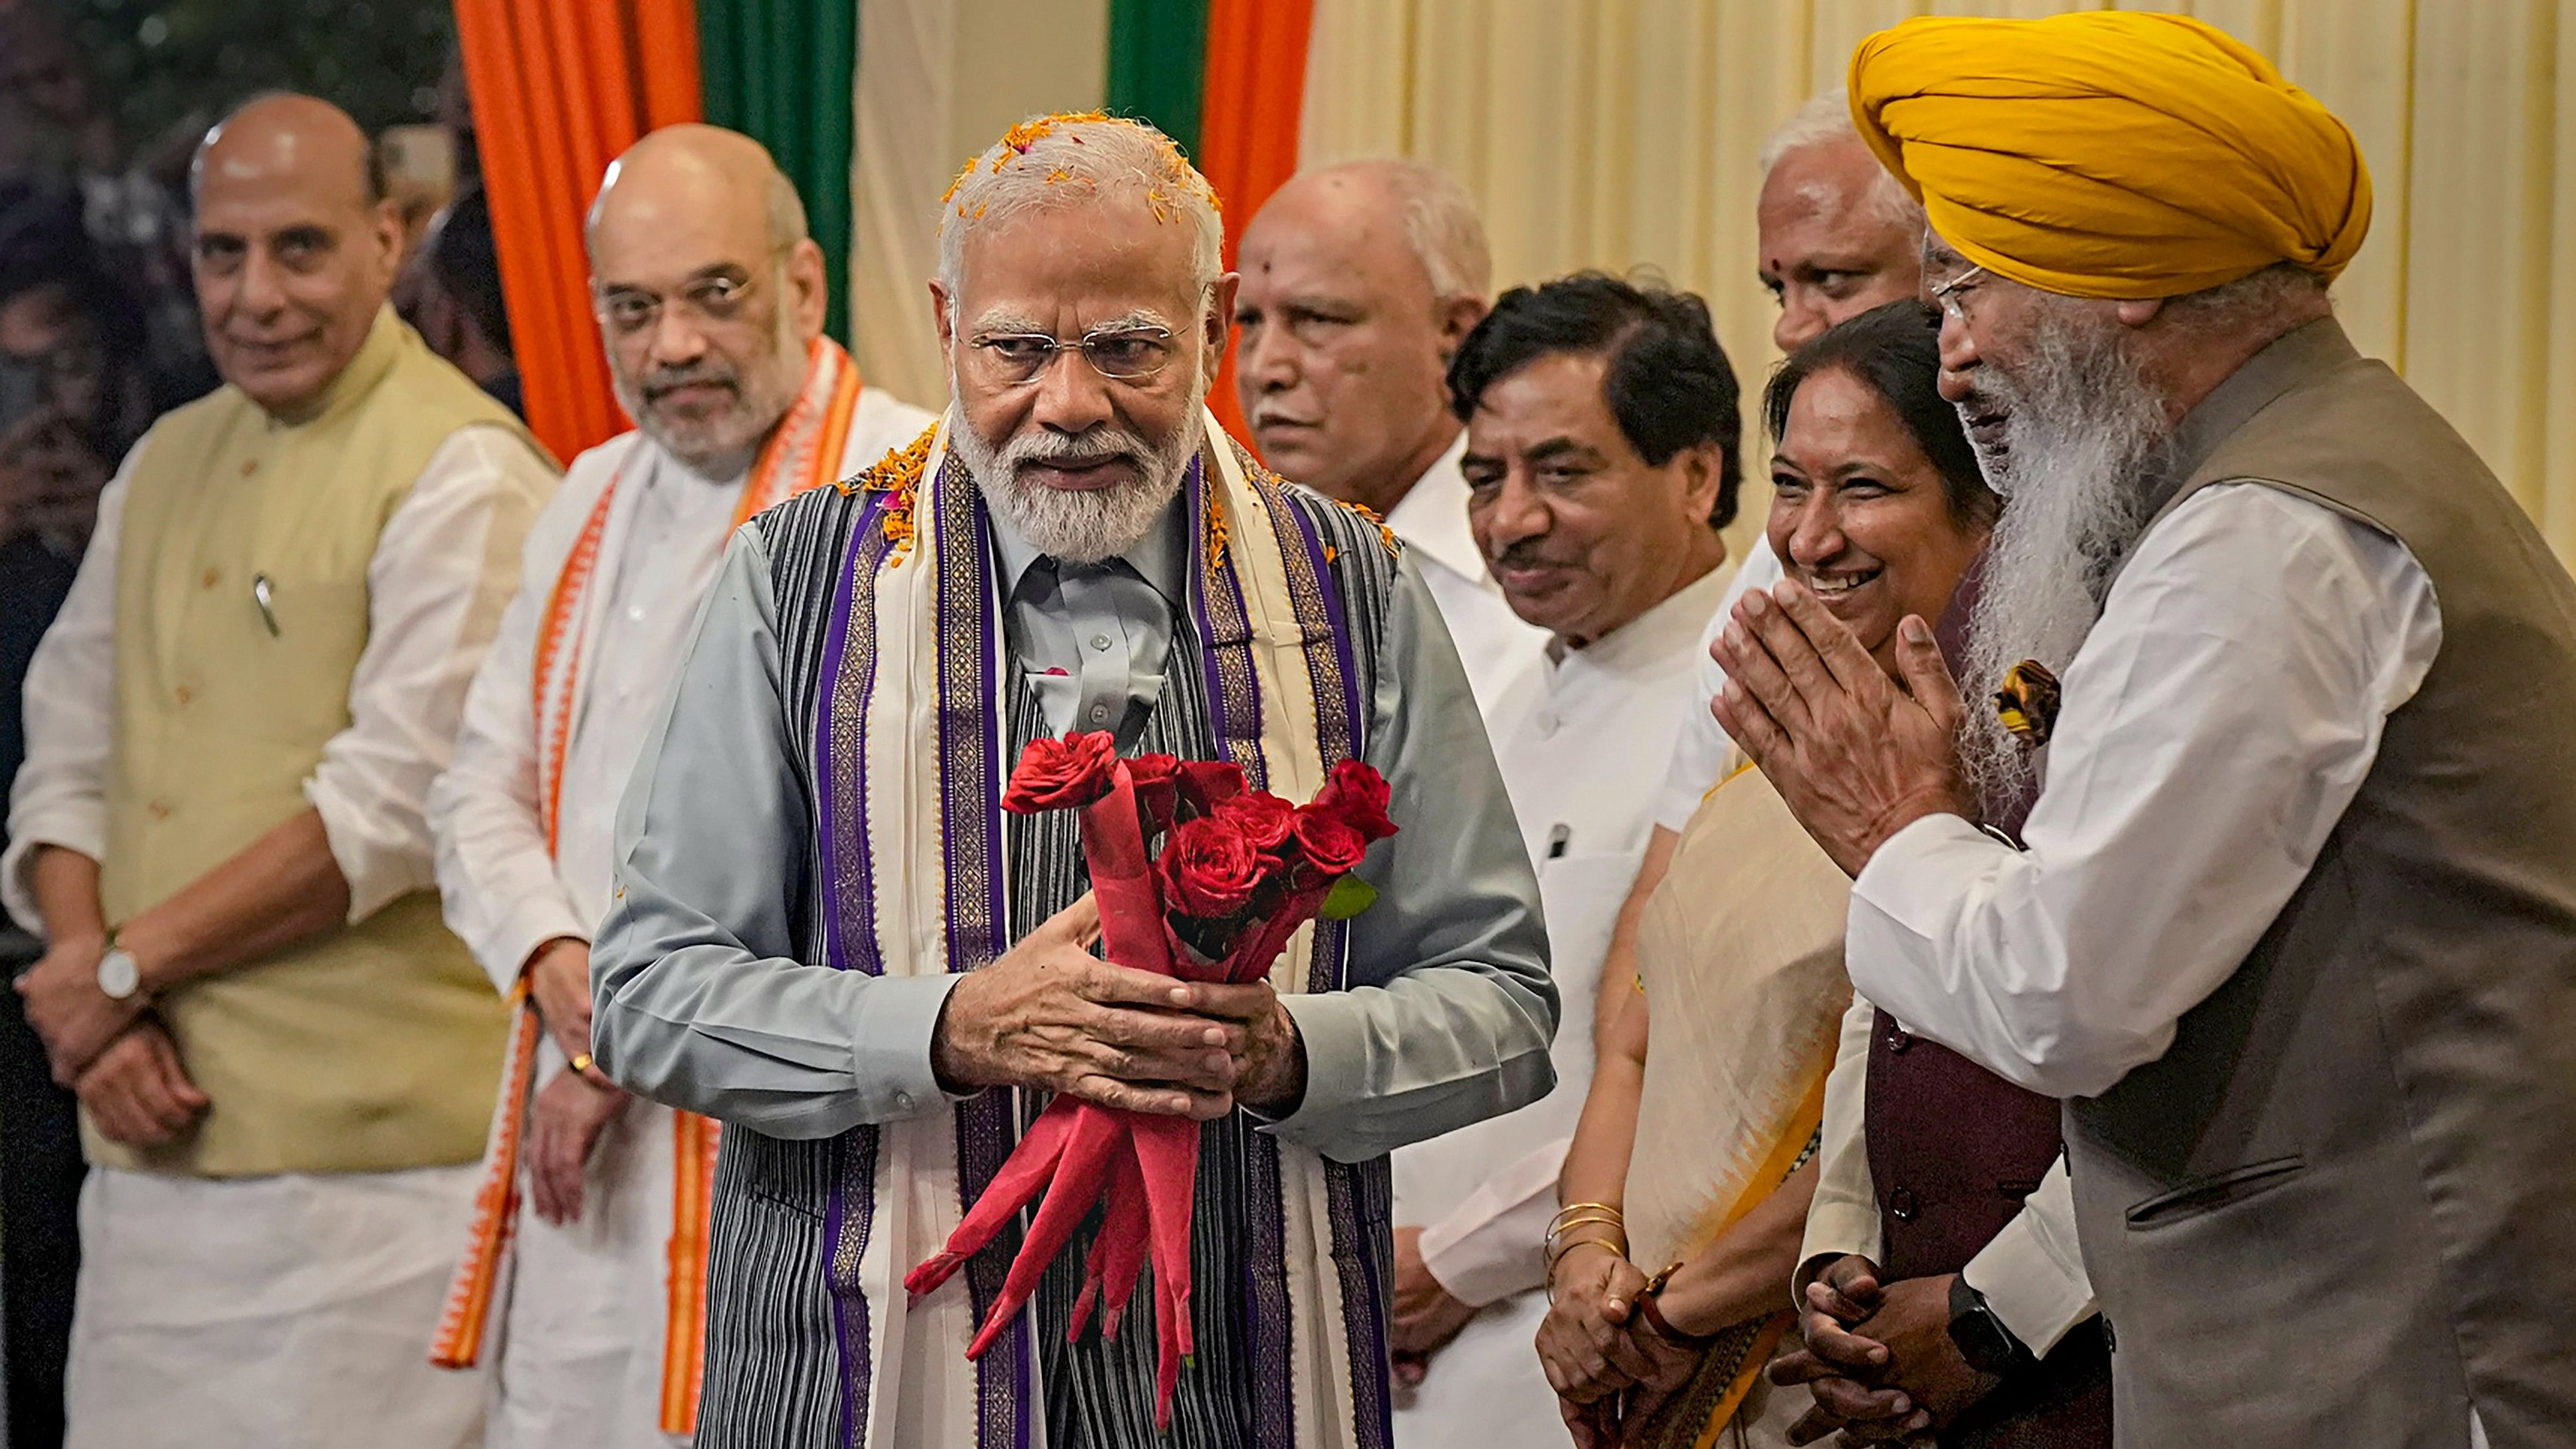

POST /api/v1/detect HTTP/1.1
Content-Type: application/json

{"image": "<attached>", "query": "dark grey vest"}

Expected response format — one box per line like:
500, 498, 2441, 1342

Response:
2069, 320, 2576, 1448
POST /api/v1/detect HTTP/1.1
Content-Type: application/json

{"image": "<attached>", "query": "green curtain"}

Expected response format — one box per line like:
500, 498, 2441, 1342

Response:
697, 0, 858, 345
1106, 0, 1210, 158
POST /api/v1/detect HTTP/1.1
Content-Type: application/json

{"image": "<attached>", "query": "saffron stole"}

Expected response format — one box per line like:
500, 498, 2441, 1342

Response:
431, 338, 867, 1436
808, 409, 1394, 1449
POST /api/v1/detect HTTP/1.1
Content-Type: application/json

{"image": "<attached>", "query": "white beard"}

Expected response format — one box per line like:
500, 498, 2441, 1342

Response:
1959, 310, 2174, 805
949, 387, 1203, 564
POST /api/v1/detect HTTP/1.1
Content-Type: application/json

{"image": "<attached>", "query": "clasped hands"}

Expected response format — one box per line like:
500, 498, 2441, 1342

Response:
930, 893, 1305, 1120
1771, 1256, 2000, 1446
1709, 582, 1978, 877
1537, 1240, 1704, 1448
16, 932, 201, 1147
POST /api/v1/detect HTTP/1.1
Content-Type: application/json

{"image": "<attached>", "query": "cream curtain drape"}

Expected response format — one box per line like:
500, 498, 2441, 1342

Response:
1301, 0, 2576, 562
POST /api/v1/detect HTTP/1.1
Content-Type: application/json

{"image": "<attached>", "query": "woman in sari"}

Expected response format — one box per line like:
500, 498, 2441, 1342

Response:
1539, 300, 1998, 1448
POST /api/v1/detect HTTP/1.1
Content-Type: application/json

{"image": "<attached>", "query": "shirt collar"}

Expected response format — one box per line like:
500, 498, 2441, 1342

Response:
1551, 558, 1735, 681
984, 460, 1194, 606
1381, 431, 1491, 588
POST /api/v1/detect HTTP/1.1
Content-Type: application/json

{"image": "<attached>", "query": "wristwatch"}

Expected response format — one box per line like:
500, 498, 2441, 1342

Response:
95, 935, 144, 1003
1946, 1276, 2036, 1377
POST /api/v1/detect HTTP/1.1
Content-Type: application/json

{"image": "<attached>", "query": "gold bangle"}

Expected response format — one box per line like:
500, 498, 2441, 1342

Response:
1545, 1222, 1626, 1271
1549, 1202, 1623, 1231
1545, 1211, 1624, 1246
1545, 1234, 1626, 1289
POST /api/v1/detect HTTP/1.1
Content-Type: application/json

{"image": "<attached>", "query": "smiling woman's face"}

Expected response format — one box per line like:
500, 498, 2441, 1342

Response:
1766, 365, 1988, 675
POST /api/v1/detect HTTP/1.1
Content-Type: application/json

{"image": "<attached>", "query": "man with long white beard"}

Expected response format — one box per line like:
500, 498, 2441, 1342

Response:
425, 124, 931, 1448
584, 114, 1556, 1449
1718, 13, 2576, 1446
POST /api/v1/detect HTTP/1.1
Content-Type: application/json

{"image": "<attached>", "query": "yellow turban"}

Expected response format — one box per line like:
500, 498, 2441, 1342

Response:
1848, 11, 2372, 299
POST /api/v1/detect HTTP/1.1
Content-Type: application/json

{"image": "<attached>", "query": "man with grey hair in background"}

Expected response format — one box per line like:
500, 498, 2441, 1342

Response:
425, 123, 930, 1449
586, 113, 1556, 1449
1234, 159, 1544, 712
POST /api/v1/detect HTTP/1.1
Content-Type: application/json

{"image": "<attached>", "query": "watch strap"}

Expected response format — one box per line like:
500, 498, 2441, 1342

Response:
1946, 1276, 2034, 1377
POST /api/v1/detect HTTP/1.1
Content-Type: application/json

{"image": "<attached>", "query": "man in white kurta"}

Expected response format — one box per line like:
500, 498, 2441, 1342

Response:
427, 126, 931, 1449
3, 97, 558, 1449
1389, 275, 1741, 1445
1234, 160, 1543, 713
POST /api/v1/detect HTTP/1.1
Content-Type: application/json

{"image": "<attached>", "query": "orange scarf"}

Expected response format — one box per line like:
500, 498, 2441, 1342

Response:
431, 337, 865, 1434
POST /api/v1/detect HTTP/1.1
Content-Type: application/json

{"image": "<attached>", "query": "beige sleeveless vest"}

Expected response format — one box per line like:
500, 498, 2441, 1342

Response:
2066, 320, 2576, 1447
98, 310, 550, 1177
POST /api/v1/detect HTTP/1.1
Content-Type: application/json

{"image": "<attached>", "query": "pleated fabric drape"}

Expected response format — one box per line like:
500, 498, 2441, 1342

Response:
453, 0, 701, 463
1299, 0, 2576, 564
697, 0, 859, 348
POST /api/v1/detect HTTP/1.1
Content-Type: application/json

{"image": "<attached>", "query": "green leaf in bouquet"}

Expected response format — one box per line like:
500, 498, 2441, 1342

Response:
1317, 875, 1379, 921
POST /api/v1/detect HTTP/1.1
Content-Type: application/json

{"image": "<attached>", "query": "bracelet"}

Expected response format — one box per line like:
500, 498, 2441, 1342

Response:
1636, 1262, 1723, 1349
1549, 1202, 1623, 1232
1545, 1227, 1627, 1276
1543, 1213, 1626, 1264
1543, 1237, 1626, 1304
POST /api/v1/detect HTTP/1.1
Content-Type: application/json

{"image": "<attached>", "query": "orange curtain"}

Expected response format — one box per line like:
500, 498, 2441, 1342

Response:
1196, 0, 1315, 441
453, 0, 703, 463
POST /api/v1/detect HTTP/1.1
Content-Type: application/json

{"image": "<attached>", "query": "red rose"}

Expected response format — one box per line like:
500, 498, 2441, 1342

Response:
1291, 808, 1368, 879
1175, 758, 1247, 816
1311, 759, 1396, 842
1158, 816, 1265, 918
1127, 753, 1183, 834
1215, 792, 1295, 853
1003, 731, 1119, 813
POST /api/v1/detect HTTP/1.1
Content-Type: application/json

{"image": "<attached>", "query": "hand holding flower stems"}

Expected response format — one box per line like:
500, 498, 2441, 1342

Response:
908, 734, 1397, 1428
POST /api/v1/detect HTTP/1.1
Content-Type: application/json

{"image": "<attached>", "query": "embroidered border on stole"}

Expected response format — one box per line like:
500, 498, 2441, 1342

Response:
927, 458, 1035, 1449
816, 489, 895, 1448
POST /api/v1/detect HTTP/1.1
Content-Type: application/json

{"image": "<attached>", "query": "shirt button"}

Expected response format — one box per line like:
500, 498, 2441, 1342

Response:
1535, 711, 1560, 736
239, 458, 258, 478
148, 800, 173, 820
894, 1091, 915, 1111
199, 567, 221, 590
1091, 635, 1112, 651
1887, 1186, 1919, 1222
1883, 1020, 1912, 1054
1088, 703, 1110, 724
628, 606, 646, 622
173, 685, 193, 707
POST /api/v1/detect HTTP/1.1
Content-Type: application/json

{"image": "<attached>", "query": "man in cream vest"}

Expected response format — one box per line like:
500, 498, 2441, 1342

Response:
427, 124, 931, 1448
1723, 15, 2576, 1446
4, 94, 557, 1448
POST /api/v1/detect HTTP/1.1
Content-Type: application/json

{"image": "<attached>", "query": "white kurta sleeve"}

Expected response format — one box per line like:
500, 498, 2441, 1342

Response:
1845, 485, 2442, 1098
1418, 1134, 1565, 1307
1652, 536, 1778, 833
428, 451, 620, 992
1961, 1157, 2096, 1355
1797, 992, 1884, 1276
306, 424, 556, 923
3, 454, 136, 933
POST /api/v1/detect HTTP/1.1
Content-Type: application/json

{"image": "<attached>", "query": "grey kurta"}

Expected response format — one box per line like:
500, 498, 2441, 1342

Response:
588, 500, 1556, 1160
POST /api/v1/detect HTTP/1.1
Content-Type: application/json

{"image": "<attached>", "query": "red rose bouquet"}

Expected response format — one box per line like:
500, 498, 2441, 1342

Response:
903, 733, 1396, 1426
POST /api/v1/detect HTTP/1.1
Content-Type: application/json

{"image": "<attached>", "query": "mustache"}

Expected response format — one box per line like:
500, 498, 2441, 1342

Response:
1487, 539, 1575, 572
642, 362, 739, 401
995, 426, 1150, 473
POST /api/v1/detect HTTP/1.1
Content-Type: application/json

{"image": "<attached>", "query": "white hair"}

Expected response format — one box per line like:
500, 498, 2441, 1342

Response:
936, 114, 1224, 313
1303, 158, 1491, 302
1759, 88, 1919, 234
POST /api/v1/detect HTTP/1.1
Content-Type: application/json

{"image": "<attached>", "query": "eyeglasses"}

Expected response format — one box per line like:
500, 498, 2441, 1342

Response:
593, 268, 772, 338
1929, 264, 1990, 324
968, 324, 1176, 386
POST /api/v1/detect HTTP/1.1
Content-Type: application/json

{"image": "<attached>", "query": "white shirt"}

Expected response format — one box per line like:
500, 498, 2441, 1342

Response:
431, 389, 932, 989
1652, 534, 1782, 832
4, 423, 560, 931
1398, 563, 1734, 1306
1382, 432, 1547, 718
1846, 482, 2442, 1098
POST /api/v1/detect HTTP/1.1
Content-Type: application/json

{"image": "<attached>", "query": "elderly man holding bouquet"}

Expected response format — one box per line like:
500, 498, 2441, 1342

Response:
586, 113, 1556, 1449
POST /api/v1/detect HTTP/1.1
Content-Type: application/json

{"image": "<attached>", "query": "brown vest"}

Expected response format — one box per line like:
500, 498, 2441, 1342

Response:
1864, 588, 2111, 1448
2068, 320, 2576, 1447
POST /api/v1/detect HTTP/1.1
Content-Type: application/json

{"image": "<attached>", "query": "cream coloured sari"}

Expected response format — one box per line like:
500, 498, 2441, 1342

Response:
1622, 763, 1853, 1448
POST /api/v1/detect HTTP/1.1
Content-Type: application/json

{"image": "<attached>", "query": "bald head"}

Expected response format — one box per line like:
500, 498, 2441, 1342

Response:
195, 93, 381, 212
589, 123, 806, 259
588, 124, 827, 479
189, 94, 403, 415
1234, 160, 1491, 511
